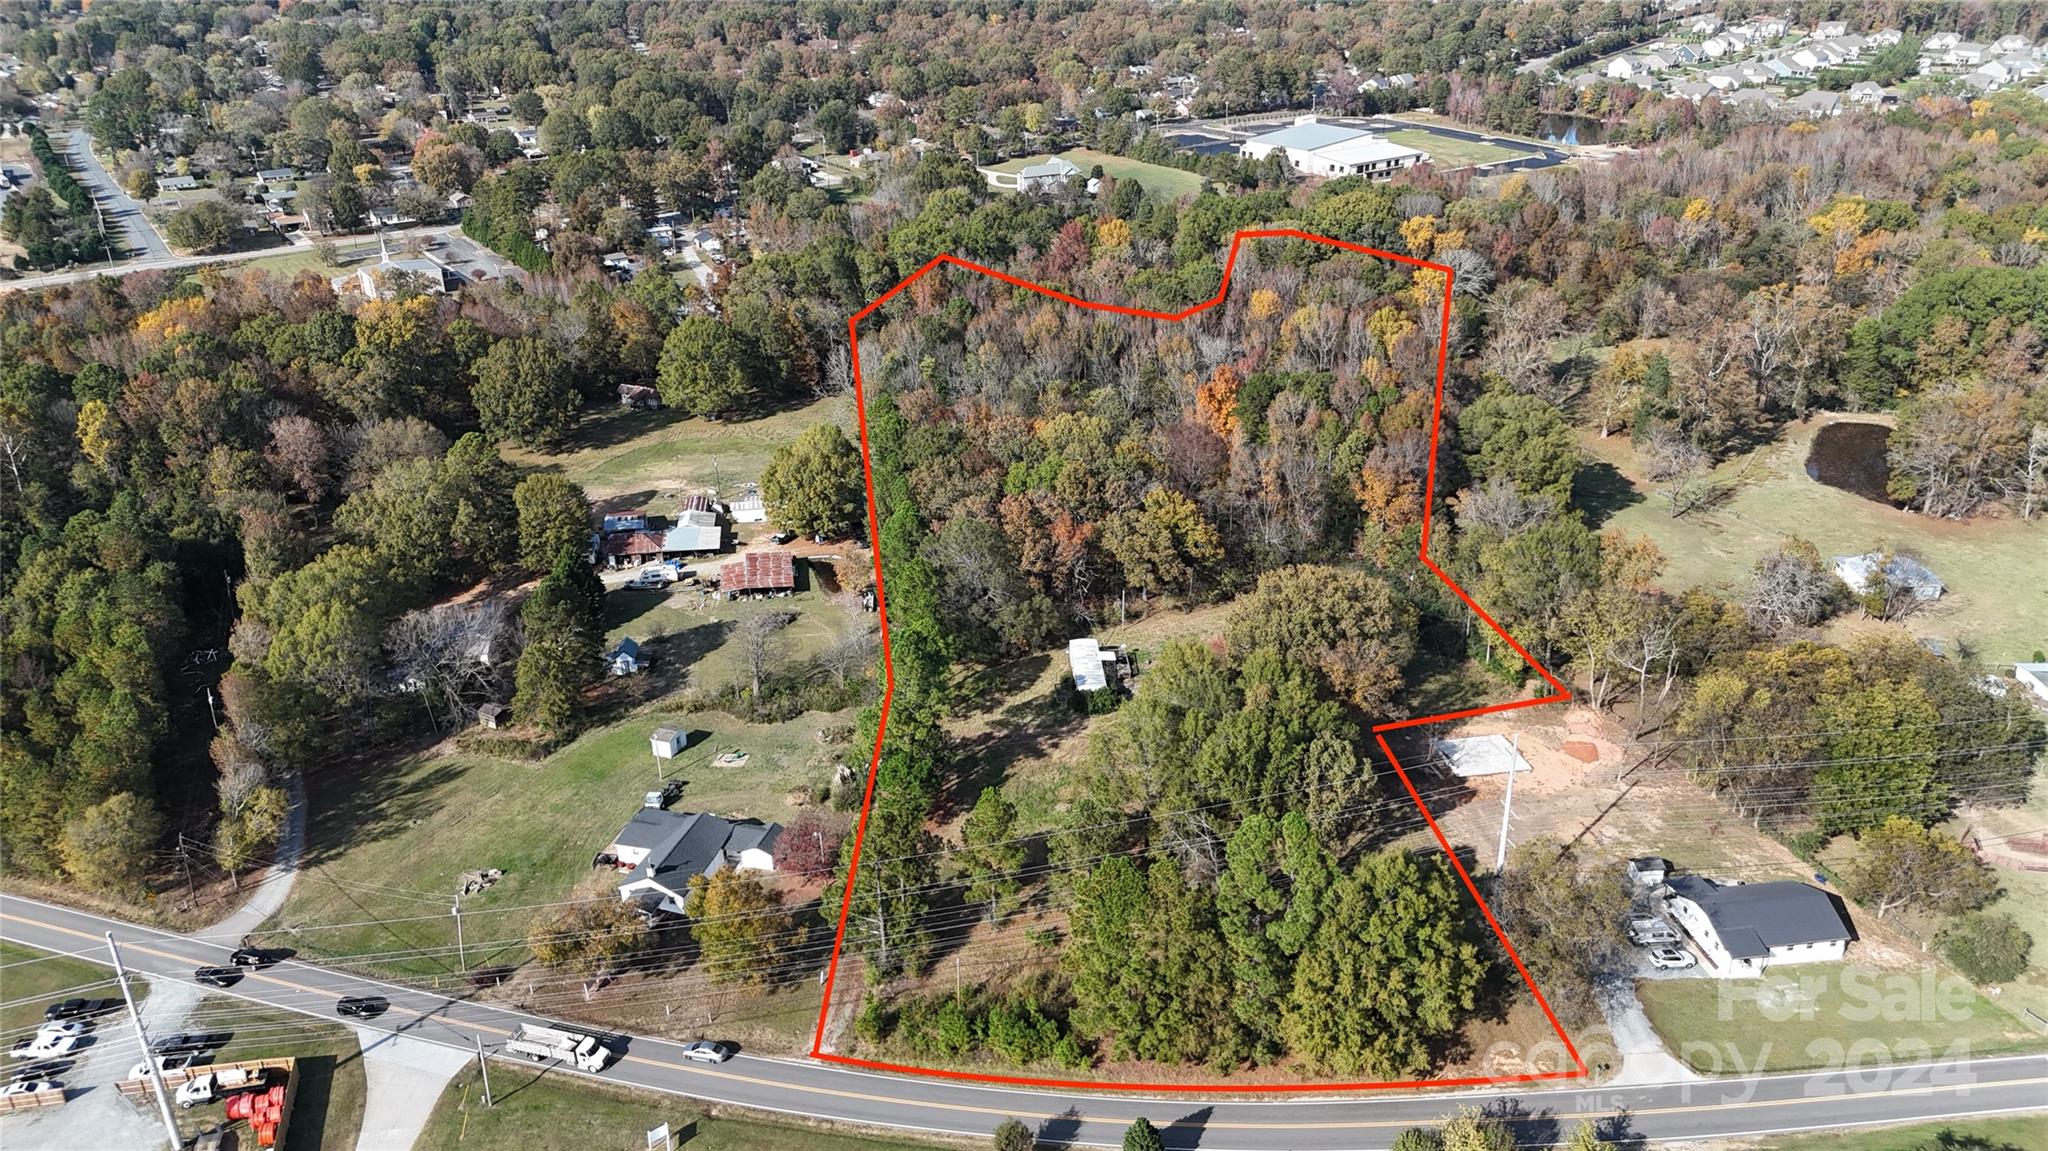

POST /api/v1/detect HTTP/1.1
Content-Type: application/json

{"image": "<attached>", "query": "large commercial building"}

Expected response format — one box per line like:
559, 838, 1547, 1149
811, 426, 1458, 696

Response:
1240, 116, 1428, 179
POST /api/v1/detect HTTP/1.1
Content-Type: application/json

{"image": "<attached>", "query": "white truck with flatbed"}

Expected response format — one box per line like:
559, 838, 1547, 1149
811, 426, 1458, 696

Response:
174, 1067, 269, 1109
504, 1024, 610, 1072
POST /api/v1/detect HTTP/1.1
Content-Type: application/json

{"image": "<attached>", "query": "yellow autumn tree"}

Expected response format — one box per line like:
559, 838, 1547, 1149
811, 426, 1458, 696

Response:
1408, 267, 1447, 309
75, 399, 120, 470
1248, 287, 1284, 322
1367, 305, 1415, 359
134, 296, 211, 346
1682, 197, 1713, 223
1398, 214, 1438, 256
1096, 216, 1132, 250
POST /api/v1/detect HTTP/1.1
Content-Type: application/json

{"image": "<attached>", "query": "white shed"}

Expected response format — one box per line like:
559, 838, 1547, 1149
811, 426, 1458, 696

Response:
652, 727, 686, 758
1067, 638, 1121, 692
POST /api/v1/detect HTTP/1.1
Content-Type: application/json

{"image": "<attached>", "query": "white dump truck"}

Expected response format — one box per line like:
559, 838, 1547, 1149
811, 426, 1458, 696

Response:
174, 1067, 268, 1109
505, 1024, 610, 1072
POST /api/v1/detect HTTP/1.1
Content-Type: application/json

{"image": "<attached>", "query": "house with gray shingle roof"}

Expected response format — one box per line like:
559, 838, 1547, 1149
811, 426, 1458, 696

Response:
1665, 875, 1852, 977
605, 809, 784, 914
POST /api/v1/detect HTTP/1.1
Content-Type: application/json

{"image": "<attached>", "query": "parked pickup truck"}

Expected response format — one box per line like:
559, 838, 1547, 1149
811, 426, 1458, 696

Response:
175, 1068, 269, 1109
504, 1024, 610, 1073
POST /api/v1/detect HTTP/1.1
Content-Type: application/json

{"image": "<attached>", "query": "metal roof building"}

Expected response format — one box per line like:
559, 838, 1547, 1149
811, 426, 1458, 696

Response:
1665, 876, 1851, 977
1241, 116, 1427, 179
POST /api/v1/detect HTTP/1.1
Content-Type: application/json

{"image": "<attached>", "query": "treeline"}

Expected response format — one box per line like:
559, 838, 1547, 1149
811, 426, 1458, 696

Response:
1, 126, 108, 269
0, 250, 812, 895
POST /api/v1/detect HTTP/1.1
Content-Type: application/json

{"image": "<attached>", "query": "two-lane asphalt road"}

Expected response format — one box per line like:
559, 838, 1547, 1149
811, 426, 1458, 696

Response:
62, 128, 172, 261
2, 894, 2043, 1149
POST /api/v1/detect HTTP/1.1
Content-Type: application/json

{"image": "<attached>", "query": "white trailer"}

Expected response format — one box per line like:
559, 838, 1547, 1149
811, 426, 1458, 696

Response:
505, 1024, 610, 1072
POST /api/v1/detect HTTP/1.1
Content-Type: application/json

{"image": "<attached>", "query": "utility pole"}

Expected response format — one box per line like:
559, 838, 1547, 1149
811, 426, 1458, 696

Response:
451, 899, 466, 972
109, 932, 182, 1151
474, 1033, 493, 1107
1493, 734, 1519, 874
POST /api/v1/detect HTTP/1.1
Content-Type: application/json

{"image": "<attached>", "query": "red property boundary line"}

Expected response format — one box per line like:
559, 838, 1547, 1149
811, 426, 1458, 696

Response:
810, 227, 1585, 1093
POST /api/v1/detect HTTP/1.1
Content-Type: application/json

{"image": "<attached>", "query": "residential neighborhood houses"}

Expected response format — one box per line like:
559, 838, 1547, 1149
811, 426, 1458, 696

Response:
1560, 12, 2048, 116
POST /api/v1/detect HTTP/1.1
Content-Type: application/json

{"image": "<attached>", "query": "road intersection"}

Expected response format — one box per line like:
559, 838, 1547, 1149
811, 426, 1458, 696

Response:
2, 893, 2042, 1149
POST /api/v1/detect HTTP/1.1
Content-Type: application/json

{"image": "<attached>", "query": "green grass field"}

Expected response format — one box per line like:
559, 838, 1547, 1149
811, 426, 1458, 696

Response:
0, 939, 130, 1044
1381, 129, 1524, 170
502, 395, 855, 509
1756, 1115, 2048, 1150
1637, 961, 2042, 1074
416, 1064, 942, 1151
1057, 148, 1208, 201
1579, 418, 2048, 663
268, 703, 853, 984
191, 997, 366, 1151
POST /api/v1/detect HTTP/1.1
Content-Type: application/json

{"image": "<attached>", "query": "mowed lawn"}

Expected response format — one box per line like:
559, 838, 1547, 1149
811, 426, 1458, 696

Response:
0, 940, 130, 1044
1382, 128, 1523, 169
1057, 147, 1208, 201
1755, 1116, 2048, 1150
502, 394, 856, 510
188, 997, 366, 1151
604, 574, 870, 689
1579, 417, 2048, 663
268, 704, 855, 984
416, 1064, 942, 1151
1637, 961, 2041, 1074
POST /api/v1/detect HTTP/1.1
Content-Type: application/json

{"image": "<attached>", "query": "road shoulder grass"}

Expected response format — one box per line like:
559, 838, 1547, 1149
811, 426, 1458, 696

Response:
415, 1063, 946, 1151
1635, 961, 2042, 1075
1751, 1115, 2048, 1150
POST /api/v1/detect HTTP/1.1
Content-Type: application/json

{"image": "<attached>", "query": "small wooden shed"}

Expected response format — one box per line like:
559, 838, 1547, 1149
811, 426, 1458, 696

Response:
477, 703, 508, 729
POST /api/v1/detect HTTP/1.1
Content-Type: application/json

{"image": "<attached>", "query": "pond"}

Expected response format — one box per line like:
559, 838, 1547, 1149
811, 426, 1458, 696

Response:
1805, 421, 1894, 503
1536, 114, 1609, 145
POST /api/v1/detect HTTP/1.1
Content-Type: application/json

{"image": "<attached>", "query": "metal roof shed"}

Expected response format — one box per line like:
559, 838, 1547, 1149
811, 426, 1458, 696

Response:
1435, 734, 1532, 778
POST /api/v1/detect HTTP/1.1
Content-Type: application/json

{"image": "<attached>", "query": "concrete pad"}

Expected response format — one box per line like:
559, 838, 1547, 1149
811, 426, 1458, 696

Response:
353, 1026, 472, 1151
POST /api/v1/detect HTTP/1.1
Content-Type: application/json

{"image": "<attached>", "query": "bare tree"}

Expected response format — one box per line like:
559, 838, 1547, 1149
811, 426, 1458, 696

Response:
1746, 538, 1843, 633
386, 601, 514, 729
735, 610, 796, 701
1456, 475, 1555, 536
266, 414, 332, 503
1480, 282, 1568, 399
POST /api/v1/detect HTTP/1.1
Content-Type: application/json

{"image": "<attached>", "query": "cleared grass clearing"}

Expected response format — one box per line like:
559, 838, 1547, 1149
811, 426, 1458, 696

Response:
1578, 416, 2048, 663
503, 395, 856, 512
1057, 147, 1208, 200
1383, 129, 1523, 169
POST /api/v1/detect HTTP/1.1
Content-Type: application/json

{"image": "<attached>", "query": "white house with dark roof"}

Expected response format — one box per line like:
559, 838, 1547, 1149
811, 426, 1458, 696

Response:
1665, 875, 1852, 977
605, 809, 783, 914
978, 155, 1080, 193
1240, 116, 1426, 179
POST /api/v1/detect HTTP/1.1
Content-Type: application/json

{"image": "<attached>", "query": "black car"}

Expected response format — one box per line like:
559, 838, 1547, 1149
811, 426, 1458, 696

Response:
9, 1060, 72, 1083
228, 948, 278, 968
42, 998, 118, 1022
334, 996, 388, 1019
151, 1033, 221, 1056
194, 966, 241, 988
